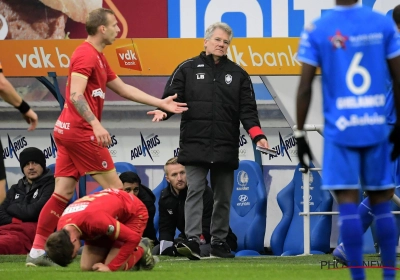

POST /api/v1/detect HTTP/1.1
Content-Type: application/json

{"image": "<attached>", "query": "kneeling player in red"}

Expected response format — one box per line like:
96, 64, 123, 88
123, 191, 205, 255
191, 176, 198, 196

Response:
45, 188, 156, 271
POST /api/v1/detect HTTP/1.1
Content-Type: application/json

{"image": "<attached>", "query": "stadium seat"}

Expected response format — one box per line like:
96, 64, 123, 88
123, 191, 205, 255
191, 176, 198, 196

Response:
114, 162, 138, 175
47, 164, 78, 205
153, 176, 169, 236
89, 186, 103, 195
229, 160, 267, 256
270, 162, 333, 256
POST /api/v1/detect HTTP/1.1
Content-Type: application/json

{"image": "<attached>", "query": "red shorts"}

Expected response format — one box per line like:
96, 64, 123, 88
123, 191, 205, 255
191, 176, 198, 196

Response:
54, 136, 115, 180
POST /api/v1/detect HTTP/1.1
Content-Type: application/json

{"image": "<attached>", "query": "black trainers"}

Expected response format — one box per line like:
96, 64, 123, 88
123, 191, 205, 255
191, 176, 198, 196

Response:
210, 242, 235, 258
176, 239, 201, 260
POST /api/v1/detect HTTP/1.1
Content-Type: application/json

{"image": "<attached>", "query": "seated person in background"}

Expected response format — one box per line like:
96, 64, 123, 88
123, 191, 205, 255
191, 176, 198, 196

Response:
119, 171, 158, 245
0, 147, 54, 254
44, 189, 156, 271
154, 157, 237, 258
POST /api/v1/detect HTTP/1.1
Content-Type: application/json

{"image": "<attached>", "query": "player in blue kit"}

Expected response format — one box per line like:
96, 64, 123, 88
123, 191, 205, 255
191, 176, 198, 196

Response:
332, 3, 400, 268
295, 1, 400, 279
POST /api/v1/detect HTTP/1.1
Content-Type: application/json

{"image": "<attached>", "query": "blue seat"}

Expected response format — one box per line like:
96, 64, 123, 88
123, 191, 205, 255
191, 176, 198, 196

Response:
270, 162, 333, 256
89, 186, 103, 195
230, 160, 267, 256
153, 177, 168, 236
47, 164, 78, 205
114, 162, 137, 175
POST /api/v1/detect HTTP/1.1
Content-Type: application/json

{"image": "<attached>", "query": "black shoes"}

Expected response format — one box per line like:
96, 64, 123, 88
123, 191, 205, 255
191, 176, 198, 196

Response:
176, 239, 201, 260
210, 242, 235, 258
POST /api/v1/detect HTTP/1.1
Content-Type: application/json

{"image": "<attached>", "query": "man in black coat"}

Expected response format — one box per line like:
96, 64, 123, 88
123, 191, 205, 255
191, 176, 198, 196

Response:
148, 22, 268, 259
0, 147, 54, 254
154, 157, 237, 258
119, 171, 158, 245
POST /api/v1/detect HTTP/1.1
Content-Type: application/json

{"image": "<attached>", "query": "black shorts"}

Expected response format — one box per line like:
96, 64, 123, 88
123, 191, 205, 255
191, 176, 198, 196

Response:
0, 140, 6, 181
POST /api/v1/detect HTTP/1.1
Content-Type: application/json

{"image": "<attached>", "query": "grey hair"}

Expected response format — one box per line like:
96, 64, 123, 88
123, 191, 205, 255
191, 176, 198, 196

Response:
204, 22, 233, 42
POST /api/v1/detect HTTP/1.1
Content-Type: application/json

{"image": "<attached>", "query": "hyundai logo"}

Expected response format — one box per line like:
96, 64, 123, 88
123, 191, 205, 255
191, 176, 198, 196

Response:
238, 194, 248, 202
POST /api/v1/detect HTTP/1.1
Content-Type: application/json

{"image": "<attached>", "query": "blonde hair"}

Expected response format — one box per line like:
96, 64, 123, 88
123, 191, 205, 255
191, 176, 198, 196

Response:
204, 22, 233, 42
164, 157, 179, 174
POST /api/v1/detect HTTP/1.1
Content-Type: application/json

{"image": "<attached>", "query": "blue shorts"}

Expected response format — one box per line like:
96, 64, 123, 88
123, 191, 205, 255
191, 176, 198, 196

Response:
322, 138, 395, 191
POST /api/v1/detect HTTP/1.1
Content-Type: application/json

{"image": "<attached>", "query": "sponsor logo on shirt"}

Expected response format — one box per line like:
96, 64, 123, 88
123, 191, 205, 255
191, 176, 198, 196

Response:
63, 203, 88, 215
115, 44, 142, 71
92, 88, 105, 99
329, 30, 348, 50
335, 113, 386, 131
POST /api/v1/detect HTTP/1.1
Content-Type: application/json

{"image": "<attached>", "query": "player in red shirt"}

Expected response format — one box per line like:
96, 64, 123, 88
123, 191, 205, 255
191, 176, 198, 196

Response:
26, 7, 187, 266
45, 188, 155, 272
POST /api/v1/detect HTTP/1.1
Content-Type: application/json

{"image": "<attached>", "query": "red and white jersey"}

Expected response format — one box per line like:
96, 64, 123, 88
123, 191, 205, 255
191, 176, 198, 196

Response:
54, 42, 117, 141
57, 189, 148, 271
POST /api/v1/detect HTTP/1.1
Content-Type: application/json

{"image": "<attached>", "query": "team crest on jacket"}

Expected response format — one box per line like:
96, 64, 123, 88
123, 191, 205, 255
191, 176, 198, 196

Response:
225, 74, 232, 84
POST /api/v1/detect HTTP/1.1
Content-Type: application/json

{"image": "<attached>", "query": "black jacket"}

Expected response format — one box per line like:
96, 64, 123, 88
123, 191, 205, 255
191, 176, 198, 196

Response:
137, 184, 158, 244
0, 168, 55, 226
158, 184, 213, 243
158, 184, 237, 251
162, 52, 262, 169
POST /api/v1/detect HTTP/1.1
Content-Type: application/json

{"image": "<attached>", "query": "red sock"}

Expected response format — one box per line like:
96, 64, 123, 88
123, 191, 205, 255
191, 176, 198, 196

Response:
124, 247, 144, 271
32, 193, 69, 250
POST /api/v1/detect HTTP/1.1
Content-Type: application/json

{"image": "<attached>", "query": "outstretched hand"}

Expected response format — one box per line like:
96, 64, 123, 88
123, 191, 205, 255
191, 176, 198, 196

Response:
159, 93, 188, 114
147, 109, 167, 122
23, 109, 38, 131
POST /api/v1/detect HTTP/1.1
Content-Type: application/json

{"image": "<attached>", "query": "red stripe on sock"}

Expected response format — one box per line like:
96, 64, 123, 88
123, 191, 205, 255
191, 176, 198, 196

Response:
32, 193, 69, 250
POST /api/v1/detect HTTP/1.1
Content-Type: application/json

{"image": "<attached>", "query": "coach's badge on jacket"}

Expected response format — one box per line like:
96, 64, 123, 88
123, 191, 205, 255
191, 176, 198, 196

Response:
225, 74, 232, 84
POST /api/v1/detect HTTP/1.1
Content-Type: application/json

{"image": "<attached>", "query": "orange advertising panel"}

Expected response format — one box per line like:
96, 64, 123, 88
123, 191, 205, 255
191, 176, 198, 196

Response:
0, 38, 302, 77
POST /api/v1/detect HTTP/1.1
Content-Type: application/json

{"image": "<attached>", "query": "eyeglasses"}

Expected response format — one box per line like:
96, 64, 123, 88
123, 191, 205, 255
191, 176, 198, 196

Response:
124, 187, 139, 193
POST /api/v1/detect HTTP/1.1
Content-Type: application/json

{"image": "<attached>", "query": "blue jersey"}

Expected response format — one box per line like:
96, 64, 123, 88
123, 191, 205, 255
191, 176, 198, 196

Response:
385, 74, 396, 125
298, 5, 400, 147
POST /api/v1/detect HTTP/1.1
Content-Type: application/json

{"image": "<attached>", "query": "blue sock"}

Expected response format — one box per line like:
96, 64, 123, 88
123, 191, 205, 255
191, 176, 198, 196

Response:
371, 201, 397, 280
339, 203, 365, 280
358, 197, 374, 233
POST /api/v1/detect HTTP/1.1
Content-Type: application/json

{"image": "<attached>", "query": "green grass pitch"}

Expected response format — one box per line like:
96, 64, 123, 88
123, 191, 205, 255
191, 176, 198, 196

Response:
0, 254, 396, 280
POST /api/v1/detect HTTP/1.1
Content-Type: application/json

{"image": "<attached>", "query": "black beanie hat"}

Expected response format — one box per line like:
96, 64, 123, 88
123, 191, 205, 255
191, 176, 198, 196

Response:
19, 147, 46, 173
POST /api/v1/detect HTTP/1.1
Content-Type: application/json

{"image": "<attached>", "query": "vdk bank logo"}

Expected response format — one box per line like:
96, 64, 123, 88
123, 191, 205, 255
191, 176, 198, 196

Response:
131, 132, 161, 162
2, 134, 28, 161
43, 134, 57, 159
115, 44, 142, 71
168, 0, 395, 38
